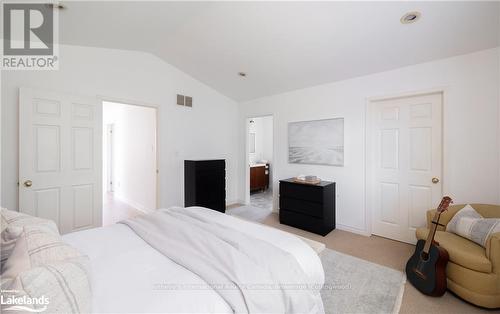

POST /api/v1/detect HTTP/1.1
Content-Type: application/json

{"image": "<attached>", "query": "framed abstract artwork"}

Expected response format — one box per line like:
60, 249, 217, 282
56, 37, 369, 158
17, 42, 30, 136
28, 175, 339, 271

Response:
288, 118, 344, 166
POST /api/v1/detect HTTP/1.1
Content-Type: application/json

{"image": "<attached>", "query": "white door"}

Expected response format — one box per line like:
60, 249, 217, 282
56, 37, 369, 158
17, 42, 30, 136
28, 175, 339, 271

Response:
370, 93, 442, 244
19, 87, 102, 234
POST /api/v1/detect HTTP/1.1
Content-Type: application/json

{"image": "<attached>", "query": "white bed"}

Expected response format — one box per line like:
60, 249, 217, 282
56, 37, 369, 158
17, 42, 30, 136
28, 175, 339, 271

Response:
63, 207, 325, 313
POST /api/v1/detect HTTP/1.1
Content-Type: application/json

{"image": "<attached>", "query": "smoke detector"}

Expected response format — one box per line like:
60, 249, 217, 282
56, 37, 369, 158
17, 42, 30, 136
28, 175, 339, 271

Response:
400, 11, 421, 24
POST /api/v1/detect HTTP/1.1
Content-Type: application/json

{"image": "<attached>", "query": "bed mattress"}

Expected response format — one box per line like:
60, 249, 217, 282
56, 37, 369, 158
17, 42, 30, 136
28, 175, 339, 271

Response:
63, 207, 325, 313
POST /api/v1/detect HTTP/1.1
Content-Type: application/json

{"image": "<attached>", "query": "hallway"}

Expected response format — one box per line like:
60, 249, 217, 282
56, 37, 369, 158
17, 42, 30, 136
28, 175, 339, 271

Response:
102, 192, 142, 226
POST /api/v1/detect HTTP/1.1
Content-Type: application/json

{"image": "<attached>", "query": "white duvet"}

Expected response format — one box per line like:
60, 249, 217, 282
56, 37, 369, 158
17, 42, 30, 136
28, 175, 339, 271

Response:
63, 207, 325, 313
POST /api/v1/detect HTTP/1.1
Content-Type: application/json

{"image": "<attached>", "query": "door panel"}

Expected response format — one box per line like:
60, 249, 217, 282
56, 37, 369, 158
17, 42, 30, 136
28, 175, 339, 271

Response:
19, 87, 102, 234
72, 184, 94, 229
34, 188, 60, 222
409, 127, 432, 171
380, 129, 399, 169
35, 125, 61, 172
408, 185, 432, 229
72, 127, 93, 170
380, 182, 399, 224
371, 93, 442, 244
34, 98, 61, 117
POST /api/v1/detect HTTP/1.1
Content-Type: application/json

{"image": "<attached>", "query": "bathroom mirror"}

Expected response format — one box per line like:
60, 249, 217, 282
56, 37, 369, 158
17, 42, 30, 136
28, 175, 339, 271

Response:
249, 133, 256, 153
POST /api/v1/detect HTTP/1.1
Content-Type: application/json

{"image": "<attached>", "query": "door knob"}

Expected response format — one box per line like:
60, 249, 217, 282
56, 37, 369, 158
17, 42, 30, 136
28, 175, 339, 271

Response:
432, 177, 440, 184
24, 180, 32, 187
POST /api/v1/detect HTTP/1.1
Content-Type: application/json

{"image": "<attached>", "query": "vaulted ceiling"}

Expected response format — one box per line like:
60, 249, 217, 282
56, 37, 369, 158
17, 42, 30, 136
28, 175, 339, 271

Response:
60, 1, 500, 101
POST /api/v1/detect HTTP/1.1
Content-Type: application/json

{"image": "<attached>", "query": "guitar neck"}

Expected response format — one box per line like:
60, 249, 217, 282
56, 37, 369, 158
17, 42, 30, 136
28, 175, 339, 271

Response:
423, 211, 441, 253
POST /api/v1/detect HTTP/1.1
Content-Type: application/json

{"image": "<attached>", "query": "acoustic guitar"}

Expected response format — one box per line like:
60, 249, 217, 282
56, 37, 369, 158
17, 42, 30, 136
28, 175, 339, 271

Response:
405, 196, 453, 296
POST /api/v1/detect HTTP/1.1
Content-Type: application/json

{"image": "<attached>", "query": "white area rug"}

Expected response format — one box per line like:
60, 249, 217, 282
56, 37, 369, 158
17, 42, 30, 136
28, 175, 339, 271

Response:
226, 205, 272, 222
320, 248, 405, 314
226, 205, 405, 313
226, 206, 326, 253
297, 235, 326, 254
250, 189, 273, 211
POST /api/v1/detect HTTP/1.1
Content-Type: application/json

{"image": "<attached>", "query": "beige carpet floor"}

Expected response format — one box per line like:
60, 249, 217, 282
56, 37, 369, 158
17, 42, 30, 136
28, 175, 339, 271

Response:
261, 213, 498, 314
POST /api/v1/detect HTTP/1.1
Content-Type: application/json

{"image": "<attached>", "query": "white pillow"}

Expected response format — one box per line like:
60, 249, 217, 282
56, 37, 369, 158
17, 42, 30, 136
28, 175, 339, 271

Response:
1, 223, 92, 313
446, 204, 500, 247
2, 225, 85, 279
0, 208, 59, 232
0, 208, 8, 233
0, 208, 59, 271
1, 257, 91, 314
0, 226, 23, 271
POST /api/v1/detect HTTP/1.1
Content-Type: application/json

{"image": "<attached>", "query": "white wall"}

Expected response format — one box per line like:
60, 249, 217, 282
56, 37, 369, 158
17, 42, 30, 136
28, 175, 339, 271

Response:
103, 102, 157, 211
239, 48, 500, 235
248, 116, 273, 164
1, 44, 240, 211
262, 117, 274, 164
0, 73, 2, 206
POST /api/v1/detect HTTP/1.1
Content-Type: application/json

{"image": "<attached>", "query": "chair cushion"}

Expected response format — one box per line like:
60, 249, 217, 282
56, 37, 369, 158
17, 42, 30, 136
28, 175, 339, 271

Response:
468, 204, 500, 219
416, 228, 492, 273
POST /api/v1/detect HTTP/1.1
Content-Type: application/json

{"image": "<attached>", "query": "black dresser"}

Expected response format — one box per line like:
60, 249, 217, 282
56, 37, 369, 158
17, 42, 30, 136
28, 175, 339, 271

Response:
184, 160, 226, 213
279, 179, 335, 236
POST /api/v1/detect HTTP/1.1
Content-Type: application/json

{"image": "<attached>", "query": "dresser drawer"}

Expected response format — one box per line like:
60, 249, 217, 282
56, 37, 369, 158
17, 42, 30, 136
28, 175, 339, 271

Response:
280, 197, 323, 218
192, 160, 225, 171
279, 210, 333, 236
279, 182, 323, 203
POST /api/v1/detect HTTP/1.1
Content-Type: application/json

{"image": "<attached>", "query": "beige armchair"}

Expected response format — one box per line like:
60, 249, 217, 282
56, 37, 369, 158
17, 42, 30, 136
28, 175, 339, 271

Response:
415, 204, 500, 309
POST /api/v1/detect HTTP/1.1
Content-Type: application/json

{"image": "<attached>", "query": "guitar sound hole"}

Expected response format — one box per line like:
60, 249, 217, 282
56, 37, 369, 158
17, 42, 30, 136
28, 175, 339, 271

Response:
420, 251, 429, 262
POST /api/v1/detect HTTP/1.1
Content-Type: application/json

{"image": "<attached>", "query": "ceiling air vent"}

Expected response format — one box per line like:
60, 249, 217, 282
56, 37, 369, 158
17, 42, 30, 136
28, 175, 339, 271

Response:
177, 94, 184, 106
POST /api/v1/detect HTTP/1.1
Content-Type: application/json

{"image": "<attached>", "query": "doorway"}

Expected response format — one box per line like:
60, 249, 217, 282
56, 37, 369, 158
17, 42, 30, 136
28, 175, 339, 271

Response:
367, 92, 443, 244
228, 116, 275, 222
226, 115, 274, 222
102, 101, 158, 225
248, 116, 274, 210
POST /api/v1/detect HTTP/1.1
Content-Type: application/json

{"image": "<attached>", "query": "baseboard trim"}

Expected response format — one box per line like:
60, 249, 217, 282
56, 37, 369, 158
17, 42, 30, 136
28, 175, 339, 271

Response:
226, 199, 244, 207
336, 224, 371, 237
114, 194, 151, 214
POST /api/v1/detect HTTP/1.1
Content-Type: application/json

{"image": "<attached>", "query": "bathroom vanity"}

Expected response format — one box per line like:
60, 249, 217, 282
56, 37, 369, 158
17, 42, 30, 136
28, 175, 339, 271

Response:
250, 163, 269, 192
